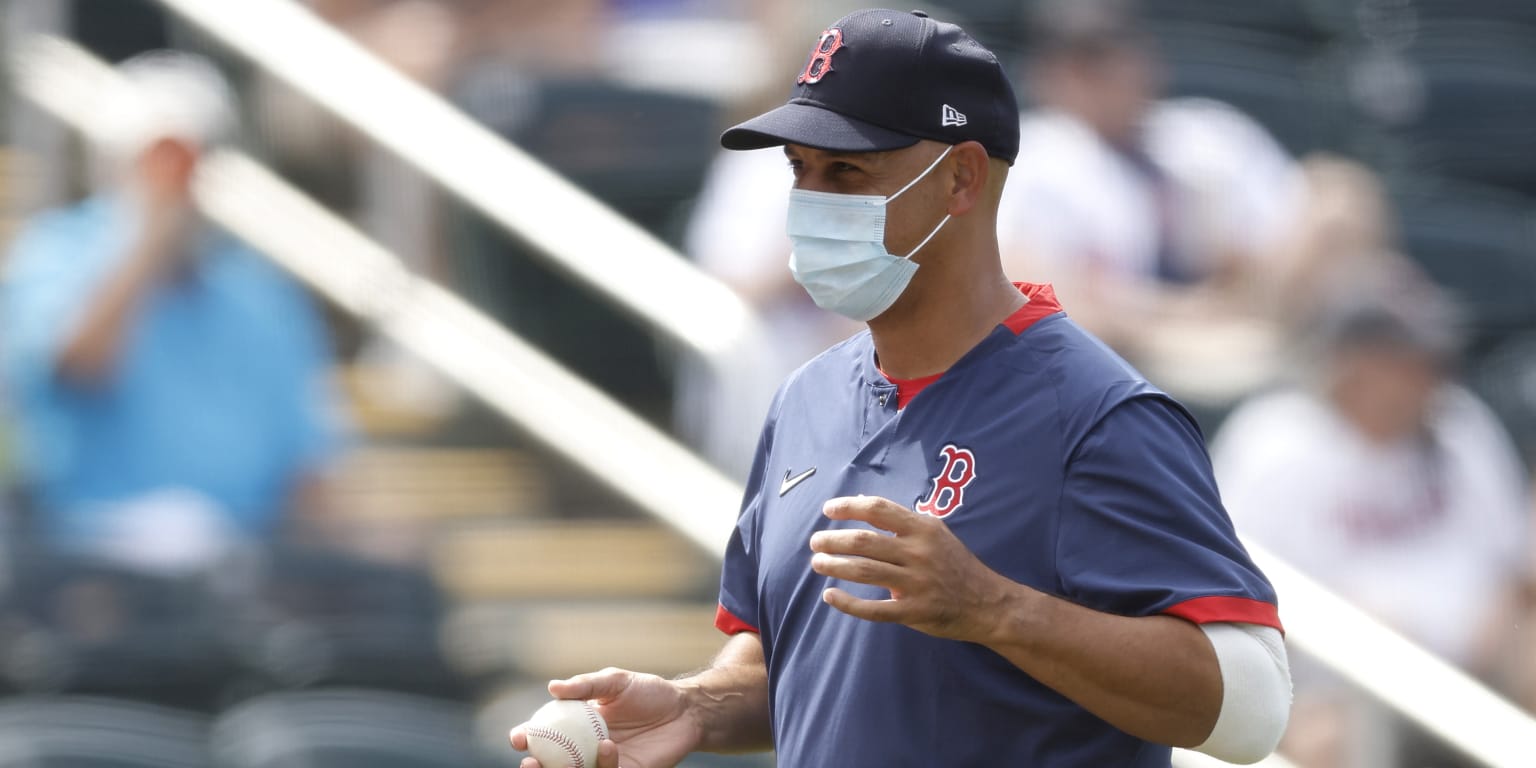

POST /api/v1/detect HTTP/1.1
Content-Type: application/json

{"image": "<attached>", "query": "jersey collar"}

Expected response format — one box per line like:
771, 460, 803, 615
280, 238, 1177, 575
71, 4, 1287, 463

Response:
877, 282, 1065, 408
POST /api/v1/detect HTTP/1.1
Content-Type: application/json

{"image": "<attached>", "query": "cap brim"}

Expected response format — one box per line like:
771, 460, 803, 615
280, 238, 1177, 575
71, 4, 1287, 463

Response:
720, 102, 920, 154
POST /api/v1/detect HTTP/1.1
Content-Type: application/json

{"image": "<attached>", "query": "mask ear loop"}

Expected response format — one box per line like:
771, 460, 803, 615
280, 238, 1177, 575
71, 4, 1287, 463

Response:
902, 214, 952, 259
887, 144, 956, 259
885, 144, 954, 202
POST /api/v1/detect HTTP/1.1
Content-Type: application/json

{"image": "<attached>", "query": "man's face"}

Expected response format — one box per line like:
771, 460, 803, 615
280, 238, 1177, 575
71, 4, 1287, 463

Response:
131, 136, 201, 203
1328, 346, 1442, 444
1095, 46, 1158, 138
1036, 42, 1160, 144
784, 140, 952, 258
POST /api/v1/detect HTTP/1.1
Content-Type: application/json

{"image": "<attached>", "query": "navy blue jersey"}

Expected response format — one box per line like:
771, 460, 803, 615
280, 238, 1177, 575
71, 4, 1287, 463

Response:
717, 284, 1279, 766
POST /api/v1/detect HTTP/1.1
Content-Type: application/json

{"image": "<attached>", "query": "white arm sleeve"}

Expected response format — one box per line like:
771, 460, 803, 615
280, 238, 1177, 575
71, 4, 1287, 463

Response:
1194, 622, 1292, 764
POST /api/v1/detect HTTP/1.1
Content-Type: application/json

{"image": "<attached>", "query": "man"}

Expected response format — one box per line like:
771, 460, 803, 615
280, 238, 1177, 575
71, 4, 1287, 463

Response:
1213, 274, 1527, 768
512, 9, 1289, 766
998, 0, 1304, 396
0, 51, 341, 572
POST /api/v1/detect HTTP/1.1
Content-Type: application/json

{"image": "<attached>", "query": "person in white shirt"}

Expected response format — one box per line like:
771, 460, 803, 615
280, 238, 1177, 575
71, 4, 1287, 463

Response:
1212, 272, 1530, 767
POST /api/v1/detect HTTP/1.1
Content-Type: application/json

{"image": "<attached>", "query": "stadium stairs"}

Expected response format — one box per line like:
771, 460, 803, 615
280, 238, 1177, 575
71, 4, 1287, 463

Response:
334, 365, 725, 693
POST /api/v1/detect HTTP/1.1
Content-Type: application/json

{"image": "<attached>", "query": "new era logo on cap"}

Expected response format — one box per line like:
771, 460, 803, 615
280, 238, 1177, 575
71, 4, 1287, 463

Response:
941, 104, 967, 127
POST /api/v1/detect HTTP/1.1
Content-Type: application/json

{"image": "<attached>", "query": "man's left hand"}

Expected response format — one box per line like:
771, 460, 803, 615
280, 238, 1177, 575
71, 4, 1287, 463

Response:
808, 495, 1014, 643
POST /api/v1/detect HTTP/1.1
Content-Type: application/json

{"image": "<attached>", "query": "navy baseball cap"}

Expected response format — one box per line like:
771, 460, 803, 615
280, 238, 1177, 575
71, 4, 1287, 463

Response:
721, 9, 1020, 164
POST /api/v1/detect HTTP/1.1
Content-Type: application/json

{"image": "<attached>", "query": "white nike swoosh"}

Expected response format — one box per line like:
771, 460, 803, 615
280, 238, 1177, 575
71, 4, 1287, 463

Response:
779, 467, 816, 496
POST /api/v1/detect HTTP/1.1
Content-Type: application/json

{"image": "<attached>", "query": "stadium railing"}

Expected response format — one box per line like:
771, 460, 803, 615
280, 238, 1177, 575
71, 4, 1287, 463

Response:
13, 2, 1536, 765
159, 0, 760, 365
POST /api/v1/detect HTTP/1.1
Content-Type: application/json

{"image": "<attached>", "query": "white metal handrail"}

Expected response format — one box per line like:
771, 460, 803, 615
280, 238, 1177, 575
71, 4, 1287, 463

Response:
152, 0, 760, 364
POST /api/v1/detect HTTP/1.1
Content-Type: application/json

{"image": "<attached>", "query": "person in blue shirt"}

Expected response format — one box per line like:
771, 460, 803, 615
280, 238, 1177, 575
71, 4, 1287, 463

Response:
0, 51, 341, 571
513, 9, 1290, 766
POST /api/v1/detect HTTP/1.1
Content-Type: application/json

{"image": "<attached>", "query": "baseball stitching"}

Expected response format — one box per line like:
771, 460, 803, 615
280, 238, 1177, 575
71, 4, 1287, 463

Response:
582, 702, 609, 741
527, 726, 585, 768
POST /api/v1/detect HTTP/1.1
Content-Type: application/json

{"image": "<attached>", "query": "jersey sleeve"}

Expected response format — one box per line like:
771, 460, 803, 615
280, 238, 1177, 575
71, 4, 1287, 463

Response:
716, 401, 777, 636
1055, 395, 1281, 630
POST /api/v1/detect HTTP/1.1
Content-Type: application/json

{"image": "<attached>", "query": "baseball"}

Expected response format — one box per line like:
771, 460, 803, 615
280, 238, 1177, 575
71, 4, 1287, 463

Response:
523, 699, 609, 768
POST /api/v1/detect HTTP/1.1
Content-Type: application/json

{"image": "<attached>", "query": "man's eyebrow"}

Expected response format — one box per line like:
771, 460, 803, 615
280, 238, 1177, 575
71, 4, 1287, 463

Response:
783, 147, 889, 163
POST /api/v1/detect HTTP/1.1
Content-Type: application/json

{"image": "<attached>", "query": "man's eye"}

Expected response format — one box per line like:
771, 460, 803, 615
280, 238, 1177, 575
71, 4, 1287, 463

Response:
831, 162, 859, 174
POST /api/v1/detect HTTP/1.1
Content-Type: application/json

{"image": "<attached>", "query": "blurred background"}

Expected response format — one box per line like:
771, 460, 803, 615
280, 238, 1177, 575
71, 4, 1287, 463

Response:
0, 0, 1532, 766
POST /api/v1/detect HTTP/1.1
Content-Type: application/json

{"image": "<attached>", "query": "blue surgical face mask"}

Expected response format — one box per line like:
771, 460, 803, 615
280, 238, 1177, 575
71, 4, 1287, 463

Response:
785, 145, 954, 321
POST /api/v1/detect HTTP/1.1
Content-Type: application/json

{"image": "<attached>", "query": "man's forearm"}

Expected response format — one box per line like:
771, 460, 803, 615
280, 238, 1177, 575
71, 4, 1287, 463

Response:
981, 583, 1222, 748
56, 247, 162, 384
679, 632, 773, 753
56, 213, 185, 385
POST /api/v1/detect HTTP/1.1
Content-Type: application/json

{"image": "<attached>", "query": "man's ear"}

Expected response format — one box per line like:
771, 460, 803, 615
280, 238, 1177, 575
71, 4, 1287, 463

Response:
946, 141, 991, 217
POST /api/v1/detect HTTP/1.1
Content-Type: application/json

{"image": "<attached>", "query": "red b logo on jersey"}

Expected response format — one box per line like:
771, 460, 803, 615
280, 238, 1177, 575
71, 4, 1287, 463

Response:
798, 28, 844, 84
915, 444, 977, 518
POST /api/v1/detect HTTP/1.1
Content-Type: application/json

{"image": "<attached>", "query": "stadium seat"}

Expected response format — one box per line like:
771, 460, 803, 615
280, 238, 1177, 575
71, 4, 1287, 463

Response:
1410, 0, 1536, 28
1389, 176, 1536, 344
446, 75, 721, 416
1377, 25, 1536, 195
1152, 24, 1348, 155
938, 0, 1031, 65
211, 689, 498, 768
0, 696, 211, 767
240, 548, 465, 699
490, 78, 718, 236
1136, 0, 1336, 40
0, 556, 239, 710
1469, 331, 1536, 467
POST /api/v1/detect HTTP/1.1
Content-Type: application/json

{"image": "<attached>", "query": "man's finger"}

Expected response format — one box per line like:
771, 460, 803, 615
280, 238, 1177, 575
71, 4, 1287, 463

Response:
809, 527, 907, 563
823, 495, 923, 535
548, 667, 630, 702
822, 587, 907, 623
509, 725, 529, 751
810, 552, 906, 589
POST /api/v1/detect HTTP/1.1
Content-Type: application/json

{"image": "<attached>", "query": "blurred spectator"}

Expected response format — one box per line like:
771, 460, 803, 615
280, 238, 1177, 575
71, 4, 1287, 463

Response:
0, 52, 344, 575
1265, 155, 1401, 324
998, 0, 1306, 402
673, 146, 858, 478
1524, 510, 1536, 714
1212, 270, 1530, 767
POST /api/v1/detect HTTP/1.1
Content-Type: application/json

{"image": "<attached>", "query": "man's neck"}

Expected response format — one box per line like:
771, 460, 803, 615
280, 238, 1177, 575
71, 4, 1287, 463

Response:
867, 262, 1024, 380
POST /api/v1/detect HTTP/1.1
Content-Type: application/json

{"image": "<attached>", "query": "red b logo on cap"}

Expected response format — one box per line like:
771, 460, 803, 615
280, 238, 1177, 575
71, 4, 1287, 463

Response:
798, 28, 844, 85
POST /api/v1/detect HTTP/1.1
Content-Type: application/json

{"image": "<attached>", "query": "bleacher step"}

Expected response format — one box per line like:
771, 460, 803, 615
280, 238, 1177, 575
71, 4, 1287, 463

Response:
444, 600, 722, 680
431, 520, 716, 601
329, 447, 547, 522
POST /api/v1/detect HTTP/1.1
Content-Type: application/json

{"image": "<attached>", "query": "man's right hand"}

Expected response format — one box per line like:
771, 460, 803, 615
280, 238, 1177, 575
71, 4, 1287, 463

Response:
509, 667, 702, 768
54, 136, 202, 384
131, 137, 198, 261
